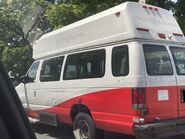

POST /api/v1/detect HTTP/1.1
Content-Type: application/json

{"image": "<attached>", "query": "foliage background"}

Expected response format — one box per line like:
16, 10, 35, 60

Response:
0, 0, 184, 79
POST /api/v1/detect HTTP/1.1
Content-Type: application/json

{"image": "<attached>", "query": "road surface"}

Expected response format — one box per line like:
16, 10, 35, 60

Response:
32, 122, 185, 139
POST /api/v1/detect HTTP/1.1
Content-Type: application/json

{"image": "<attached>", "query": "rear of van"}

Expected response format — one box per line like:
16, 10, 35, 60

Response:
134, 42, 185, 139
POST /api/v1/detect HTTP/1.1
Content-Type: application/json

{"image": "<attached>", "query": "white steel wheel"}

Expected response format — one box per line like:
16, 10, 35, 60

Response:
73, 113, 96, 139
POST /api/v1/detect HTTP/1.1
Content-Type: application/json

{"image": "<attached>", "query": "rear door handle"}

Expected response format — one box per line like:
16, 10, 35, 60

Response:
181, 89, 185, 103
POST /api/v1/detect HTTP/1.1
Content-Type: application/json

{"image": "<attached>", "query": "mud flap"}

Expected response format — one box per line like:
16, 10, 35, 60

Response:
73, 129, 81, 139
39, 112, 58, 126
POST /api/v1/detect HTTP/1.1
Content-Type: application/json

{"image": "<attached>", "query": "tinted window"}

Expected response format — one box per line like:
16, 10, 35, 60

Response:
64, 49, 105, 80
143, 45, 173, 75
112, 46, 129, 76
27, 62, 40, 80
40, 56, 64, 82
170, 47, 185, 75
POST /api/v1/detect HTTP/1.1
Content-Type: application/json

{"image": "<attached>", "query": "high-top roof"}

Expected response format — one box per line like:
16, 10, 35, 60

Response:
33, 2, 185, 59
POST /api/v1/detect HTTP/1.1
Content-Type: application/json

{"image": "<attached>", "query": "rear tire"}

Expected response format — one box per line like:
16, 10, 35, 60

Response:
73, 113, 103, 139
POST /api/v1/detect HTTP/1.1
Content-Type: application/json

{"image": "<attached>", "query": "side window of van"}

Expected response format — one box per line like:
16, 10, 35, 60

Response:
112, 45, 129, 76
170, 47, 185, 75
63, 49, 105, 80
40, 56, 64, 82
27, 62, 40, 80
143, 45, 173, 75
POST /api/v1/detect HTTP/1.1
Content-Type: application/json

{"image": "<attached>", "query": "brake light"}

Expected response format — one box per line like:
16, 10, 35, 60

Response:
132, 88, 146, 110
154, 8, 159, 11
143, 5, 159, 11
143, 5, 147, 9
158, 33, 166, 39
115, 12, 121, 17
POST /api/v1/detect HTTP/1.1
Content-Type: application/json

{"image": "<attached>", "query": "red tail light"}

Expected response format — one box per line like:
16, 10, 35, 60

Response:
154, 8, 159, 11
158, 33, 166, 39
132, 88, 146, 110
143, 5, 148, 9
115, 12, 121, 17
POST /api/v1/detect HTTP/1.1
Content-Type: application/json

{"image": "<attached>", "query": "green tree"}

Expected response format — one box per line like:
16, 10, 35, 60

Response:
46, 3, 86, 29
0, 41, 7, 59
2, 46, 33, 77
147, 0, 175, 10
175, 0, 185, 34
0, 0, 33, 78
0, 8, 29, 47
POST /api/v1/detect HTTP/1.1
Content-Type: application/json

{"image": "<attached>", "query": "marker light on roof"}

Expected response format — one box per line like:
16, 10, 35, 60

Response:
115, 12, 121, 17
143, 6, 159, 11
173, 33, 183, 37
137, 28, 149, 32
158, 33, 166, 39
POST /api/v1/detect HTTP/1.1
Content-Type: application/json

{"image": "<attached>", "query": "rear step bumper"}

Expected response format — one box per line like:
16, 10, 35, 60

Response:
134, 118, 185, 139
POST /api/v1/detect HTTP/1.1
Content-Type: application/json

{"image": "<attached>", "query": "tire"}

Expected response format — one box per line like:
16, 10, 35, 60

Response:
73, 113, 103, 139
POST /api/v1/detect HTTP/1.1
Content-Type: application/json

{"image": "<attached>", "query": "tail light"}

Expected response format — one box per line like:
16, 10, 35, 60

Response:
154, 8, 159, 11
158, 33, 166, 39
132, 88, 146, 110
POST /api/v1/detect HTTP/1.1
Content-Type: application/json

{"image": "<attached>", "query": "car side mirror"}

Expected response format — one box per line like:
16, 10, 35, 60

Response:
21, 75, 34, 84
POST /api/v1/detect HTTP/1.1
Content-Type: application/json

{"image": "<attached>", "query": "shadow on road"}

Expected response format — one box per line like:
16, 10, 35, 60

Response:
32, 122, 74, 139
31, 122, 135, 139
31, 122, 185, 139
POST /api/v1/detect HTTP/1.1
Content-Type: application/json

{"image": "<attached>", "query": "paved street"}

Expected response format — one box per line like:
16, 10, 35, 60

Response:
31, 121, 185, 139
33, 122, 135, 139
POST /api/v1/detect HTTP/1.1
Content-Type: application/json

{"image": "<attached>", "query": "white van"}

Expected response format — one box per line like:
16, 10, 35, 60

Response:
16, 2, 185, 139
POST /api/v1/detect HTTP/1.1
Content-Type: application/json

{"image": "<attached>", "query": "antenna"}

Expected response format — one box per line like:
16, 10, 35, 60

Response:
138, 0, 146, 4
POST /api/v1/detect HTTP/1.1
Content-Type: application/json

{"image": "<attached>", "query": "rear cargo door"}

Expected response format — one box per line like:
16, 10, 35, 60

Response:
170, 46, 185, 118
143, 44, 178, 122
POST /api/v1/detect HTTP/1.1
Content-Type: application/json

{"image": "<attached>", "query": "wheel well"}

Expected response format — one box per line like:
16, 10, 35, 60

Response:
70, 104, 92, 121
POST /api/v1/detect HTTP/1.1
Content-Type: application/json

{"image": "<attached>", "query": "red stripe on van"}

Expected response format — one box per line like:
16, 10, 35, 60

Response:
27, 86, 185, 135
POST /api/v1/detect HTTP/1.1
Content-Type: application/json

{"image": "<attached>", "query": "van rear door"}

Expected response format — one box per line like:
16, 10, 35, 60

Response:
143, 44, 178, 122
170, 46, 185, 118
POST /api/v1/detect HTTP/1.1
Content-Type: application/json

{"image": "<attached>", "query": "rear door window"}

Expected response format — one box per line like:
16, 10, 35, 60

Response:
143, 45, 173, 75
170, 47, 185, 75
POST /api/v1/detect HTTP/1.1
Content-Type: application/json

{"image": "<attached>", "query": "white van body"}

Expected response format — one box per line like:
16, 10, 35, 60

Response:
16, 2, 185, 139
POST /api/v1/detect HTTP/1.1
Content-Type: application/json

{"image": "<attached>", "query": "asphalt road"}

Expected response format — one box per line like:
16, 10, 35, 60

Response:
31, 122, 185, 139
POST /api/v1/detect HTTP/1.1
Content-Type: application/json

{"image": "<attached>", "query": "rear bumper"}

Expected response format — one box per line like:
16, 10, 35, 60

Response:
134, 118, 185, 139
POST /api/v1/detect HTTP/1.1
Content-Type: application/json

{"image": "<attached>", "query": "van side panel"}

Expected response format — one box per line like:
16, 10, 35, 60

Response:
27, 88, 138, 135
26, 42, 146, 135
